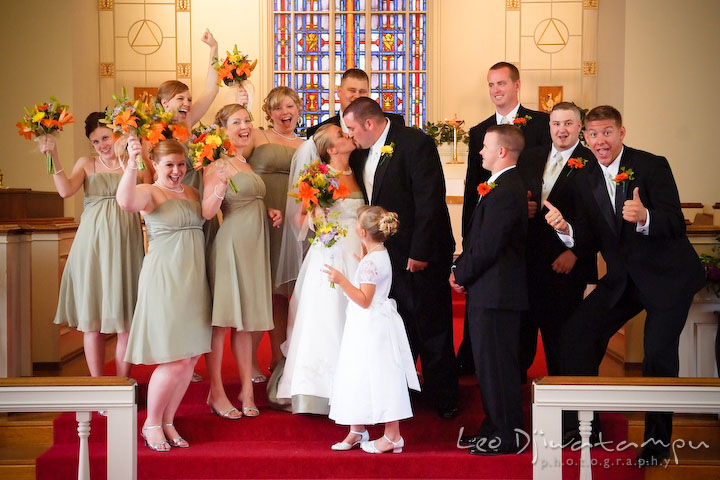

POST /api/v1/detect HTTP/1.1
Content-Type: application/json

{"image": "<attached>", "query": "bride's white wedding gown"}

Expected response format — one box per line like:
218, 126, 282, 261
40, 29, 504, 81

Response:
275, 192, 365, 414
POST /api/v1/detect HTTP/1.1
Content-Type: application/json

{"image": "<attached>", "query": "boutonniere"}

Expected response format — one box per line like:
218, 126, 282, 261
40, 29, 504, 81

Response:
378, 142, 395, 166
513, 114, 532, 127
566, 157, 587, 176
613, 166, 635, 193
476, 181, 497, 197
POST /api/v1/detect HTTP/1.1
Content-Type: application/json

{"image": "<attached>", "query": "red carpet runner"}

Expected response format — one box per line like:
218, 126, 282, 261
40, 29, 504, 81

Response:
36, 294, 641, 479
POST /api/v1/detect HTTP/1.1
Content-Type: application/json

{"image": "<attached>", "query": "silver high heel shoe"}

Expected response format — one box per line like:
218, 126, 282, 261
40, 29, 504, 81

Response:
361, 435, 404, 453
163, 423, 189, 448
331, 429, 370, 451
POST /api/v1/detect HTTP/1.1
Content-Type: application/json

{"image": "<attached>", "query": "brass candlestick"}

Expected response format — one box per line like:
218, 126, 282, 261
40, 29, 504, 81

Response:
445, 115, 465, 164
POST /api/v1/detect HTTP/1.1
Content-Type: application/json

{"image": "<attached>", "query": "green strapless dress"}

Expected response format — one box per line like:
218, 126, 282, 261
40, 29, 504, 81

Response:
125, 199, 212, 365
53, 173, 144, 333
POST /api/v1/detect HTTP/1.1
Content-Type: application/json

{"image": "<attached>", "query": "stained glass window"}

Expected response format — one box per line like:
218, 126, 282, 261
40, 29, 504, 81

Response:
273, 0, 427, 130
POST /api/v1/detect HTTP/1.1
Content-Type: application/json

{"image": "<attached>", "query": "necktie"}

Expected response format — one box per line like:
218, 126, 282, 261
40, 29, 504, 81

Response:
363, 147, 379, 202
499, 116, 511, 125
541, 151, 564, 204
604, 170, 617, 212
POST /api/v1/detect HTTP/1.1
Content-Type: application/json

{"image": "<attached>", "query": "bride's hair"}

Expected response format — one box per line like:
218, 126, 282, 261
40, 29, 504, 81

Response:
313, 124, 338, 164
357, 205, 399, 242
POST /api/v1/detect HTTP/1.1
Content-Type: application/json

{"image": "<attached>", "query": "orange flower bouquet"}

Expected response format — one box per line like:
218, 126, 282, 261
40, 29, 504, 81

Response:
289, 159, 350, 212
17, 97, 74, 174
188, 124, 239, 193
103, 88, 151, 170
213, 45, 257, 87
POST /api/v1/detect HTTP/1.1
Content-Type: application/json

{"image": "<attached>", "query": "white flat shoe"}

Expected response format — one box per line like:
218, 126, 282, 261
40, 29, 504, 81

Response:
361, 435, 404, 454
331, 429, 370, 451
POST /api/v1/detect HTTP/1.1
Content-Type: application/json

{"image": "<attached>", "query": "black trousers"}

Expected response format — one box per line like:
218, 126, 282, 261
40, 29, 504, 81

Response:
390, 260, 458, 410
468, 306, 524, 444
560, 280, 694, 451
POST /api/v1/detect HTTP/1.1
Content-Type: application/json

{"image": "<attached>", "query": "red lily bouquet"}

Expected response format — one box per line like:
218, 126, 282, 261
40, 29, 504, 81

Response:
214, 45, 257, 87
188, 124, 239, 193
17, 97, 74, 174
289, 159, 350, 212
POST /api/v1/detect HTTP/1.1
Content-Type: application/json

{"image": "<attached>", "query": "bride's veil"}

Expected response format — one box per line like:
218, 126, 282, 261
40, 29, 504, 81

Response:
276, 137, 319, 288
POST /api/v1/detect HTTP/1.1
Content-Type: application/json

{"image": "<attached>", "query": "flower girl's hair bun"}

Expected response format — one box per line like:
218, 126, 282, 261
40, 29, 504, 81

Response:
358, 205, 399, 242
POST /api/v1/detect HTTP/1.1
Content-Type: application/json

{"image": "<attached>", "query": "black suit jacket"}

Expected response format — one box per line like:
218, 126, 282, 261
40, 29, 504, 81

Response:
516, 143, 598, 309
454, 168, 529, 311
572, 146, 704, 308
349, 122, 454, 267
306, 111, 405, 138
462, 105, 550, 234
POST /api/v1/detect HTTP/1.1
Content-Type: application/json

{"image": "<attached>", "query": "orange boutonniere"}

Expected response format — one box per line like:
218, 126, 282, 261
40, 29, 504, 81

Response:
566, 157, 587, 176
613, 166, 635, 193
476, 181, 497, 197
513, 115, 532, 127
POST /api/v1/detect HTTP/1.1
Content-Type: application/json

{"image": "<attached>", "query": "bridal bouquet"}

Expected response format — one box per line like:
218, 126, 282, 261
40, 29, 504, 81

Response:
143, 103, 191, 147
290, 159, 350, 212
188, 124, 239, 193
17, 97, 74, 173
214, 45, 257, 87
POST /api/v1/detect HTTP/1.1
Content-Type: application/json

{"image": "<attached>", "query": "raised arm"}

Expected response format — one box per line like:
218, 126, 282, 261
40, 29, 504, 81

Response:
186, 28, 220, 127
38, 135, 87, 198
116, 137, 154, 212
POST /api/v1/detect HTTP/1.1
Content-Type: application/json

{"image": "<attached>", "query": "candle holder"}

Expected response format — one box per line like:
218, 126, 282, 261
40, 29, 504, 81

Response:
444, 115, 465, 164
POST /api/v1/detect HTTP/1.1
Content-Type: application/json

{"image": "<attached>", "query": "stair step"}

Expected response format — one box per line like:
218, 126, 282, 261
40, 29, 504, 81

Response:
0, 412, 56, 446
0, 444, 50, 480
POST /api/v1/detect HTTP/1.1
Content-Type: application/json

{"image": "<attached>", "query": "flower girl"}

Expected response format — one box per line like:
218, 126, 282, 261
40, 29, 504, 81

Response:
324, 206, 420, 454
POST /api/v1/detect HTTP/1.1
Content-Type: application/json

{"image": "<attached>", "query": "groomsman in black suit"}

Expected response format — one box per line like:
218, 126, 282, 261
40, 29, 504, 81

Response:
457, 62, 550, 373
305, 68, 404, 138
451, 125, 528, 455
344, 97, 459, 418
547, 105, 704, 467
516, 102, 598, 378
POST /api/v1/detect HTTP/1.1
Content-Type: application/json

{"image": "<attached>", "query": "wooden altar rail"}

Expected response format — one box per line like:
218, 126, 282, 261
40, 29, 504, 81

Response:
0, 377, 138, 480
532, 376, 720, 480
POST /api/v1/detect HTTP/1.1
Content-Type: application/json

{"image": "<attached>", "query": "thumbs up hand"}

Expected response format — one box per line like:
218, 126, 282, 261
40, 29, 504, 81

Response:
622, 187, 647, 224
527, 191, 537, 219
544, 200, 569, 234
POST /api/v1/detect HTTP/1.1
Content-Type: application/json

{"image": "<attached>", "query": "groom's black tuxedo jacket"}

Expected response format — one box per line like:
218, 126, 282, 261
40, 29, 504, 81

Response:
572, 146, 704, 308
462, 105, 550, 235
454, 167, 529, 310
516, 142, 598, 310
306, 112, 405, 138
349, 122, 454, 267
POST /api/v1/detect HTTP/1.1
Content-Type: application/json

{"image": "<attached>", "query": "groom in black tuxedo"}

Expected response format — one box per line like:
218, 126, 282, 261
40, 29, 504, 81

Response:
451, 125, 528, 455
549, 105, 705, 466
457, 62, 550, 374
344, 97, 459, 418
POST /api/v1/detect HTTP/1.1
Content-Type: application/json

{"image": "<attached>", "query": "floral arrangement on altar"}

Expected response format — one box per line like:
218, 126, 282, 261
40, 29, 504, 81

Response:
700, 235, 720, 298
418, 121, 469, 146
213, 45, 257, 87
16, 97, 74, 173
188, 123, 239, 193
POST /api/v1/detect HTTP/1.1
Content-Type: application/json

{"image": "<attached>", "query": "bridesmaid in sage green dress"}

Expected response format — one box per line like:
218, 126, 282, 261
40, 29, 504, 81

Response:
202, 104, 282, 419
241, 86, 304, 381
118, 138, 211, 452
38, 112, 150, 378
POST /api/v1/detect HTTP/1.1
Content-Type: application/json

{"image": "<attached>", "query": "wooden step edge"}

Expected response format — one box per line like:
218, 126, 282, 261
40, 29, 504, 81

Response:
0, 444, 50, 464
0, 412, 59, 425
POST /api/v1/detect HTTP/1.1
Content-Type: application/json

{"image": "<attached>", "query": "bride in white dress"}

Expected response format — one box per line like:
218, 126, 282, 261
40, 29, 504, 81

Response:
273, 124, 365, 414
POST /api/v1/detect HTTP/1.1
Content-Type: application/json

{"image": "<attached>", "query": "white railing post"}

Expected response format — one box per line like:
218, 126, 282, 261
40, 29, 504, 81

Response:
107, 406, 137, 480
76, 410, 91, 480
532, 403, 563, 480
578, 410, 593, 480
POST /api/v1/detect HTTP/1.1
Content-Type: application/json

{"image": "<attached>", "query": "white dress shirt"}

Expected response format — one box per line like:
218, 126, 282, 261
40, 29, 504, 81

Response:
362, 118, 391, 202
541, 142, 577, 204
495, 103, 521, 125
339, 110, 348, 133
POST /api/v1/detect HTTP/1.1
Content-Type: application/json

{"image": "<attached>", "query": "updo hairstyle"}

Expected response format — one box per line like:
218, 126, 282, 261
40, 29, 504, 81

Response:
150, 138, 187, 162
215, 103, 248, 127
357, 205, 399, 242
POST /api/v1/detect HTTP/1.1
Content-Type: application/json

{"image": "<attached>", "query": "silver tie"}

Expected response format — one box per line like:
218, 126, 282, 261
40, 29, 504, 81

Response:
604, 170, 617, 212
541, 151, 564, 204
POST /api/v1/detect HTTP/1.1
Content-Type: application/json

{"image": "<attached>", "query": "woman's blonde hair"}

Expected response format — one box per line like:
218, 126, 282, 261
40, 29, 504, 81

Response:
151, 138, 187, 162
262, 86, 302, 124
313, 124, 339, 164
357, 205, 399, 242
156, 80, 190, 105
215, 104, 248, 127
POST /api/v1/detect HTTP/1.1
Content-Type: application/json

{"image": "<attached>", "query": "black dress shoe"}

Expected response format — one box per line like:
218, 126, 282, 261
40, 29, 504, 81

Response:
635, 448, 669, 468
468, 441, 522, 456
437, 405, 459, 419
